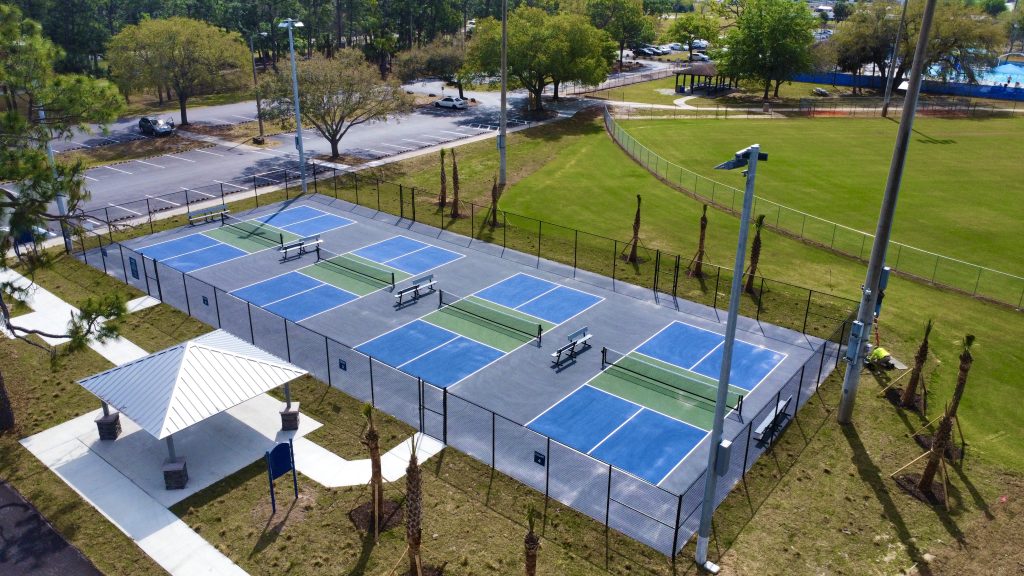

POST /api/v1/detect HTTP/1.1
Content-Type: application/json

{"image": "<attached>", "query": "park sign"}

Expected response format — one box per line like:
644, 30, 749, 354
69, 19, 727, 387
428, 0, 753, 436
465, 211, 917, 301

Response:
266, 440, 298, 513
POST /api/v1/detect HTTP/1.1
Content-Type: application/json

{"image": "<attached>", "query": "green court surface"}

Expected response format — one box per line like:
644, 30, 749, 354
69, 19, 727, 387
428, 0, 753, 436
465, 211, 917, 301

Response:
206, 220, 299, 253
592, 352, 746, 431
303, 254, 409, 295
424, 296, 553, 353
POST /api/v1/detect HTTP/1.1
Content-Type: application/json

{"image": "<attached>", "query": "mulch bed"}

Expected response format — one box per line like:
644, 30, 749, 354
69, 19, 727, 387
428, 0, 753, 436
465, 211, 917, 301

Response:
348, 499, 404, 533
402, 562, 446, 576
894, 473, 948, 506
882, 388, 923, 414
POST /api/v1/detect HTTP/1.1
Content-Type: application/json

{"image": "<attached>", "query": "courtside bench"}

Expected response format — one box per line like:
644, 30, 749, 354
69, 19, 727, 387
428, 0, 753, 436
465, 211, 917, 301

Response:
395, 274, 437, 305
551, 327, 592, 368
279, 235, 323, 261
753, 395, 792, 441
188, 205, 228, 225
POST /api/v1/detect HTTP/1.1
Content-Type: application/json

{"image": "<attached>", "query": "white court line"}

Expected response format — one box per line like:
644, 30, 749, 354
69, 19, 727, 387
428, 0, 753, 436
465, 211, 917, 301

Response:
101, 165, 132, 174
163, 154, 196, 163
260, 283, 328, 307
587, 408, 644, 455
134, 159, 165, 169
194, 149, 225, 157
146, 194, 179, 207
396, 335, 464, 369
181, 187, 215, 198
108, 202, 141, 216
214, 180, 246, 189
688, 341, 724, 371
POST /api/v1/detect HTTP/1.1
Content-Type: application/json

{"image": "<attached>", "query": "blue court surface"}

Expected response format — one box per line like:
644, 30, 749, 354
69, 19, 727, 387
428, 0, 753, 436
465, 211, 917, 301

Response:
353, 236, 463, 276
231, 271, 357, 322
475, 273, 603, 324
356, 274, 603, 387
138, 234, 247, 273
528, 321, 787, 485
255, 205, 354, 236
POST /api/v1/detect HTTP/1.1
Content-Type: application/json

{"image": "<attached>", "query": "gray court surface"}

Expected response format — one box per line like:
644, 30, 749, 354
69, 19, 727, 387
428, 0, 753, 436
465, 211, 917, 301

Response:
86, 193, 842, 555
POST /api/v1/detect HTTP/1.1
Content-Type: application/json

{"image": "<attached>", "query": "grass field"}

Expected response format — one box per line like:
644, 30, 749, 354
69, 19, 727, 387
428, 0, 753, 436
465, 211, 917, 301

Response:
617, 116, 1024, 277
588, 78, 855, 108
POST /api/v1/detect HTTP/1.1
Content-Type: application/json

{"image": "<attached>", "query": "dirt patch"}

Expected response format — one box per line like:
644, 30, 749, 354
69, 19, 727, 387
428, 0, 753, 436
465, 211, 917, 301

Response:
348, 499, 404, 533
401, 563, 446, 576
314, 153, 371, 166
929, 473, 1024, 574
249, 490, 315, 533
185, 122, 284, 147
894, 473, 949, 507
882, 387, 923, 413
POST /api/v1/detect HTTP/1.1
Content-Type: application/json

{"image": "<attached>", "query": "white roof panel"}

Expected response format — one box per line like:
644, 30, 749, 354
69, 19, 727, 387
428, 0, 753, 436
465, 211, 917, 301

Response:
78, 330, 307, 439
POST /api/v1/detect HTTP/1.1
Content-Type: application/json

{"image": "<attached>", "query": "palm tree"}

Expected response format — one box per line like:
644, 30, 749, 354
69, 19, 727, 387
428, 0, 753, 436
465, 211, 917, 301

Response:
524, 506, 541, 576
691, 204, 709, 278
917, 335, 975, 495
489, 176, 499, 228
438, 149, 447, 209
744, 214, 766, 294
361, 404, 384, 539
450, 149, 461, 219
900, 320, 933, 410
406, 435, 423, 576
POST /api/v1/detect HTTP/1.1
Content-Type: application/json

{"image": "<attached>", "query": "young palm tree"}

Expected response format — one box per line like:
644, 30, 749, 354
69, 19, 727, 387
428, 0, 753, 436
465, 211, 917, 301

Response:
489, 175, 499, 228
744, 214, 766, 294
900, 320, 933, 410
691, 204, 709, 278
361, 404, 384, 539
918, 335, 975, 495
438, 149, 447, 209
450, 148, 461, 219
524, 506, 541, 576
406, 435, 423, 576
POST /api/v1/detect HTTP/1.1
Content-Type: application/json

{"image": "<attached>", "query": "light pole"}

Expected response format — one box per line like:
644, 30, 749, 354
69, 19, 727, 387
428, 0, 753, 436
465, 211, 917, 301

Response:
838, 0, 940, 424
278, 18, 308, 196
694, 145, 767, 574
249, 32, 268, 144
498, 0, 508, 190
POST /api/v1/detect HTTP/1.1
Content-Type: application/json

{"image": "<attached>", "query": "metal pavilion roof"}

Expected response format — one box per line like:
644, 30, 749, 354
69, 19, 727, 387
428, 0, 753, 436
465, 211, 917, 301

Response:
78, 330, 307, 439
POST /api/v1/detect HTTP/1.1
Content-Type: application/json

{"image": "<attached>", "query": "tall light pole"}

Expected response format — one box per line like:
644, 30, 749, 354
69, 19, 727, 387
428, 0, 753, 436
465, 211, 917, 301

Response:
498, 0, 508, 190
881, 0, 909, 118
694, 145, 766, 574
249, 32, 268, 144
838, 0, 940, 424
279, 18, 308, 196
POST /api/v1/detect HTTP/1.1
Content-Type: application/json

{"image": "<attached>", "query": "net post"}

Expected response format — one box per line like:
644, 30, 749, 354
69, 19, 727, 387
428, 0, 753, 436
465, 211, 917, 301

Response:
389, 272, 395, 289
438, 289, 443, 308
601, 346, 608, 368
536, 325, 543, 346
737, 395, 744, 417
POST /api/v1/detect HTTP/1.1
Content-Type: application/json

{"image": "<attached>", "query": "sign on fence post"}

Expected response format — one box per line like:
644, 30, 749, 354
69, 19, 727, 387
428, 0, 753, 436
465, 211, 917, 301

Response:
265, 439, 298, 513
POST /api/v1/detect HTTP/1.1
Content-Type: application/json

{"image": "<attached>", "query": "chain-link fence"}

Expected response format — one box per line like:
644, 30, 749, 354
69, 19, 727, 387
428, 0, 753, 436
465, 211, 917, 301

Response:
603, 106, 1024, 309
73, 215, 851, 562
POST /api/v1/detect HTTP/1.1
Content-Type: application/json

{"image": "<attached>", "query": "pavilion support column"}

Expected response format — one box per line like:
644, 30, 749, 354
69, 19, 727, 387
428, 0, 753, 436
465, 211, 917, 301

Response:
96, 402, 121, 441
280, 382, 300, 431
163, 435, 188, 490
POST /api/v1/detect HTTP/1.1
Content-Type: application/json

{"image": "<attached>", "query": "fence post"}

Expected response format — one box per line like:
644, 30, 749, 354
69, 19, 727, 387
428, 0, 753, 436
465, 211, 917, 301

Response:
713, 268, 721, 309
573, 229, 579, 277
118, 244, 129, 284
285, 169, 290, 200
755, 277, 765, 322
931, 255, 940, 282
418, 378, 424, 432
399, 184, 404, 220
104, 208, 114, 242
369, 356, 376, 406
311, 164, 318, 195
284, 318, 291, 362
142, 256, 151, 296
672, 254, 680, 297
145, 198, 154, 234
604, 466, 613, 569
741, 422, 753, 475
671, 493, 684, 559
653, 250, 661, 292
537, 220, 542, 263
442, 388, 448, 444
491, 412, 496, 469
794, 366, 805, 417
612, 240, 617, 283
411, 187, 417, 222
220, 183, 225, 204
353, 171, 360, 205
332, 167, 338, 199
246, 303, 254, 343
253, 175, 260, 207
375, 177, 381, 211
213, 288, 221, 328
502, 212, 507, 249
153, 259, 164, 302
801, 290, 813, 334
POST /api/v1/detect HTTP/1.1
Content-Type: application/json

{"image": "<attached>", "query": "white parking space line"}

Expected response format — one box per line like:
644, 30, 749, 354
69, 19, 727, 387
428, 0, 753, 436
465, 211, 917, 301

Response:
108, 202, 141, 216
365, 149, 388, 155
248, 149, 279, 157
194, 149, 225, 157
214, 180, 246, 189
401, 138, 433, 146
102, 165, 133, 175
84, 175, 98, 182
419, 134, 448, 141
381, 143, 413, 151
163, 154, 196, 163
230, 115, 256, 121
146, 194, 180, 207
207, 117, 233, 125
134, 159, 165, 169
440, 130, 472, 137
181, 187, 215, 198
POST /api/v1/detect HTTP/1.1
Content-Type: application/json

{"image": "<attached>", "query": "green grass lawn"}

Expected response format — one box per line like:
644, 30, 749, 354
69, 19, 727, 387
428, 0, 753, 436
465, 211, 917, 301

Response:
588, 78, 856, 108
616, 116, 1024, 278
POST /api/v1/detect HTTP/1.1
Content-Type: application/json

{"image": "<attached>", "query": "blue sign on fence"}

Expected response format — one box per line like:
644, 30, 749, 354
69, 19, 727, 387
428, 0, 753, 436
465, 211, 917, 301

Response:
265, 439, 298, 513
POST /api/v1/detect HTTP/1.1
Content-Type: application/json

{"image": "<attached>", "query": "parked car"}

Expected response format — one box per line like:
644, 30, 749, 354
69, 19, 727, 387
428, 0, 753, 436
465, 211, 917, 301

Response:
434, 96, 468, 109
667, 42, 683, 51
689, 52, 710, 62
636, 47, 655, 56
691, 39, 709, 49
138, 116, 175, 136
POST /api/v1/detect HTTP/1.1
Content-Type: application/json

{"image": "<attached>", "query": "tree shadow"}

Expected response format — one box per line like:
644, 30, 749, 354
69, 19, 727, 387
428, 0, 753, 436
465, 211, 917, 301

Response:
912, 127, 956, 145
345, 528, 378, 576
949, 463, 994, 521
